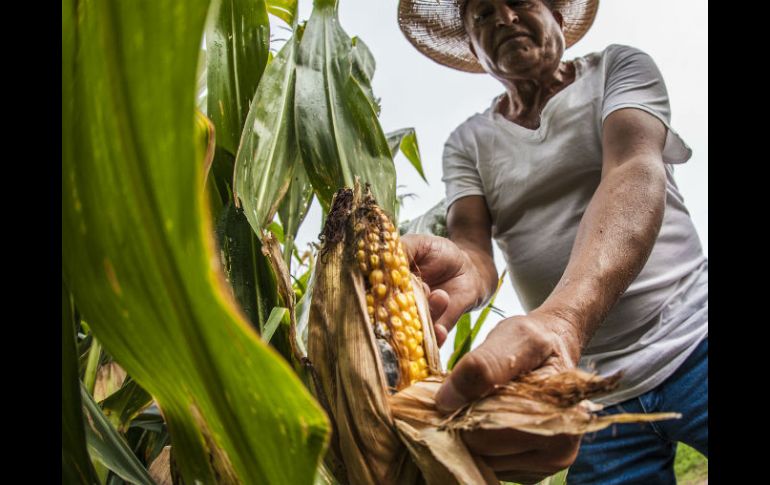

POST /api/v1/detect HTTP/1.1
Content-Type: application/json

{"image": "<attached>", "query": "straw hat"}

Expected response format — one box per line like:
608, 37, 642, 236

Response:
398, 0, 599, 73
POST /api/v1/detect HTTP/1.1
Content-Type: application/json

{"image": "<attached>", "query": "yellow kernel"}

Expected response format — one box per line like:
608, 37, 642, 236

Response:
409, 361, 420, 376
409, 305, 418, 317
412, 344, 424, 359
388, 240, 397, 250
375, 284, 387, 298
367, 305, 374, 315
369, 269, 384, 286
354, 223, 365, 232
386, 298, 399, 314
399, 256, 409, 268
400, 311, 413, 323
404, 325, 415, 337
356, 250, 366, 263
418, 357, 427, 368
407, 294, 416, 305
370, 254, 380, 267
377, 306, 389, 322
383, 231, 392, 240
418, 369, 429, 379
359, 262, 368, 272
391, 269, 402, 286
391, 231, 399, 241
394, 331, 406, 342
415, 330, 424, 343
391, 316, 403, 329
399, 266, 410, 278
369, 232, 379, 242
385, 222, 395, 232
382, 252, 395, 266
357, 239, 365, 249
396, 293, 409, 310
369, 243, 378, 253
366, 294, 374, 306
407, 338, 418, 351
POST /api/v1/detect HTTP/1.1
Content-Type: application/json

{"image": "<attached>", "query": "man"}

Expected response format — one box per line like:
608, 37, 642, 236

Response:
397, 0, 708, 483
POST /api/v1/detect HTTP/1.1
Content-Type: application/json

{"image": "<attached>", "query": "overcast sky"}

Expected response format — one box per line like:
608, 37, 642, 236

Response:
292, 0, 708, 366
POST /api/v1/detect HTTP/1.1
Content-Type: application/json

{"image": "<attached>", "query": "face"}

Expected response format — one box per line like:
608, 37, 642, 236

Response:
463, 0, 566, 82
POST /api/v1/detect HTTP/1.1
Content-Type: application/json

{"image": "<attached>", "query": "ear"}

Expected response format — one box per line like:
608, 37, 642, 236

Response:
552, 10, 565, 30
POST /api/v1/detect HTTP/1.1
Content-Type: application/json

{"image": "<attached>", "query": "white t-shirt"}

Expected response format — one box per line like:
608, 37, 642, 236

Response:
442, 44, 708, 405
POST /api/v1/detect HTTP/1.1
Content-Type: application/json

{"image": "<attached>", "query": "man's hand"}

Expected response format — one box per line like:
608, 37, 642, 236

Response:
401, 233, 489, 346
438, 311, 583, 484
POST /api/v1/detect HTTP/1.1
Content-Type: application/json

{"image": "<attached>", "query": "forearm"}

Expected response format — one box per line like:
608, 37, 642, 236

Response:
536, 155, 667, 360
458, 243, 499, 308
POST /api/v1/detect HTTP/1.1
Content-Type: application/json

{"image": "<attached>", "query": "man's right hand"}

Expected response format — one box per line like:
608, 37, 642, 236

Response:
401, 233, 489, 346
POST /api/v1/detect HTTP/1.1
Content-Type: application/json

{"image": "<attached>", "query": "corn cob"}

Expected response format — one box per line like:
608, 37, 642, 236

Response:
355, 205, 428, 389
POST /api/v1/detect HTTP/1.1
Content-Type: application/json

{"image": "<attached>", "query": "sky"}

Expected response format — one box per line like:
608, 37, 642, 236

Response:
291, 0, 708, 366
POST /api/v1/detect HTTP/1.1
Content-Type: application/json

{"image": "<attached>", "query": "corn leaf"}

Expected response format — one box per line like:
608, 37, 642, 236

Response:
206, 0, 270, 157
81, 384, 155, 485
234, 34, 302, 234
295, 0, 397, 217
278, 166, 314, 267
386, 128, 427, 183
62, 283, 100, 485
267, 0, 298, 26
62, 0, 329, 482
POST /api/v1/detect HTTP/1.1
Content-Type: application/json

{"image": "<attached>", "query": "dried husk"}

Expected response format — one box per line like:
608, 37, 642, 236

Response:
307, 184, 680, 485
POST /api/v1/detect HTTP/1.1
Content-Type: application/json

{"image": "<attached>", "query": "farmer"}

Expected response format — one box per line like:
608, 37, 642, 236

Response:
397, 0, 708, 483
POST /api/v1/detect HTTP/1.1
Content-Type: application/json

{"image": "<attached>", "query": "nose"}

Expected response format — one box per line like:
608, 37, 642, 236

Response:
495, 5, 518, 26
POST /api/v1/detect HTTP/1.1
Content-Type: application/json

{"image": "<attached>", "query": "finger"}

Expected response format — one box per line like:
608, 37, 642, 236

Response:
461, 428, 551, 456
496, 471, 550, 485
433, 323, 448, 347
481, 436, 580, 474
434, 319, 553, 413
428, 289, 449, 321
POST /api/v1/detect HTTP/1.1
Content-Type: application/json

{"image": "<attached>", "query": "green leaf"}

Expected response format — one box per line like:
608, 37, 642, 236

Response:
278, 166, 314, 268
215, 201, 280, 334
295, 3, 397, 216
62, 282, 100, 485
206, 0, 270, 157
267, 0, 298, 26
351, 36, 380, 116
234, 34, 302, 234
448, 272, 507, 370
267, 220, 286, 244
101, 377, 154, 433
386, 128, 427, 182
82, 384, 155, 485
263, 307, 289, 343
62, 0, 329, 483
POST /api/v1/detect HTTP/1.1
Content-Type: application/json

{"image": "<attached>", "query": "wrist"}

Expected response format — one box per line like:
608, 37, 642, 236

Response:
529, 306, 584, 367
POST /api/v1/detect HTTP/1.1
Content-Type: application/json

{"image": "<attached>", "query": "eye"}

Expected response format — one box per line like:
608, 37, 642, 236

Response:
473, 7, 493, 23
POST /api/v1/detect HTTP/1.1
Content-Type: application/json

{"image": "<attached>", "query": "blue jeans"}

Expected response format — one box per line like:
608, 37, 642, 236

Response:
568, 337, 708, 484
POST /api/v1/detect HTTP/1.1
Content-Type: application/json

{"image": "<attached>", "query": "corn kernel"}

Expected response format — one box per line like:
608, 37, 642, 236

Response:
377, 306, 389, 322
412, 345, 424, 359
357, 239, 365, 249
369, 269, 384, 286
391, 269, 402, 286
359, 262, 367, 272
391, 316, 403, 329
418, 357, 427, 368
366, 294, 374, 306
356, 250, 366, 263
367, 305, 374, 316
382, 252, 395, 266
375, 284, 387, 298
394, 331, 406, 342
386, 298, 399, 315
401, 311, 413, 324
370, 254, 380, 267
407, 294, 416, 305
415, 330, 424, 343
418, 369, 429, 379
396, 293, 409, 310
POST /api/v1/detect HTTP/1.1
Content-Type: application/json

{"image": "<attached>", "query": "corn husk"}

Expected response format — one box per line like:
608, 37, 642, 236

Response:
307, 183, 679, 485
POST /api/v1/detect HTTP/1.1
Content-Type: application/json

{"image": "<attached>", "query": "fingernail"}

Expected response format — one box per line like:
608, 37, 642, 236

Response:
434, 379, 467, 414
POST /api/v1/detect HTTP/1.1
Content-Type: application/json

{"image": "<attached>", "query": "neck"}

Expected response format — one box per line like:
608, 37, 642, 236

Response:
498, 61, 575, 128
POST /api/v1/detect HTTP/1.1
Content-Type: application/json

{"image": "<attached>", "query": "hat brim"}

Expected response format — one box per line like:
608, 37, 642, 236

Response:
398, 0, 599, 74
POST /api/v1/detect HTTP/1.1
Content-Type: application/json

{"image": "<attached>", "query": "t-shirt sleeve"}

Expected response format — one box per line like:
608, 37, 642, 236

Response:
441, 128, 485, 209
602, 44, 692, 164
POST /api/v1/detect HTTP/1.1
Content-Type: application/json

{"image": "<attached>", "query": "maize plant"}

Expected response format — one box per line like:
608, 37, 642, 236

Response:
306, 184, 679, 485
